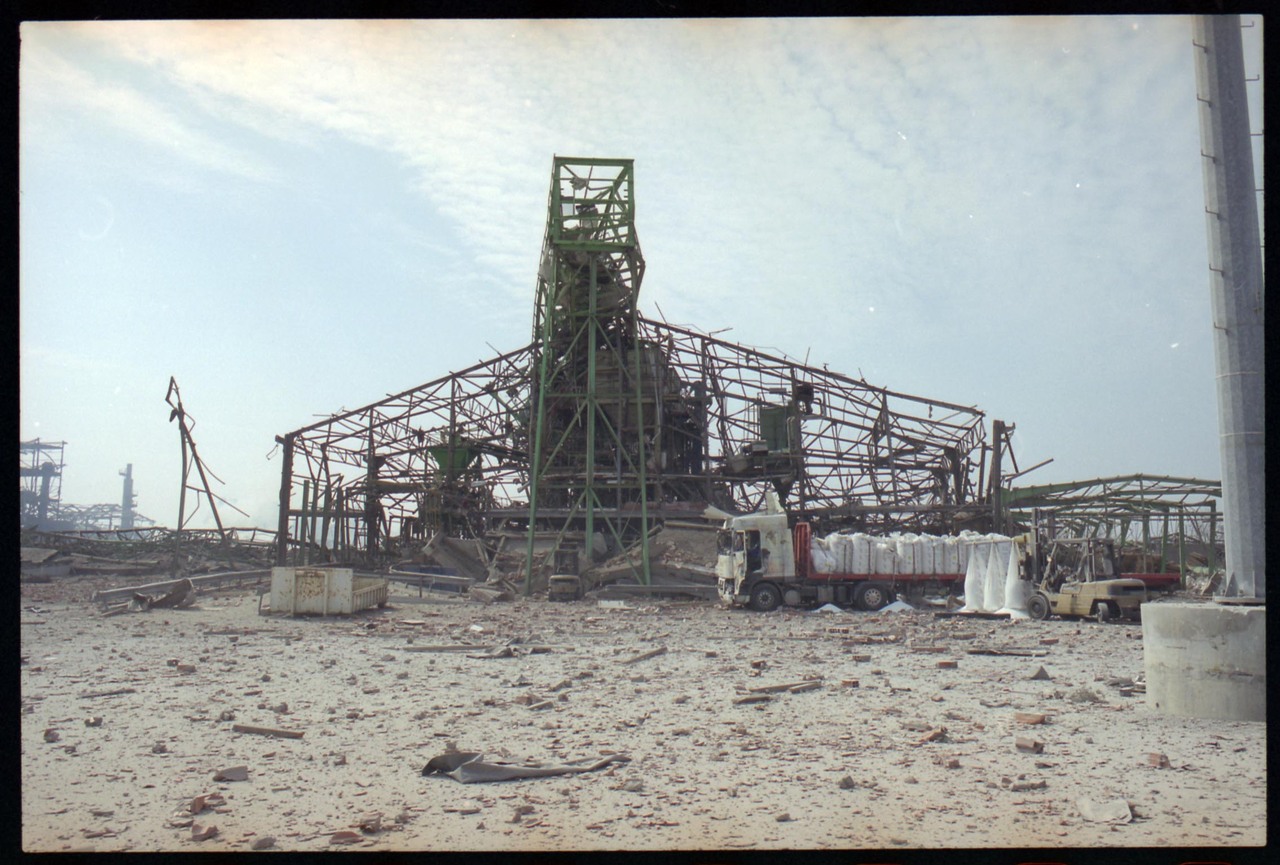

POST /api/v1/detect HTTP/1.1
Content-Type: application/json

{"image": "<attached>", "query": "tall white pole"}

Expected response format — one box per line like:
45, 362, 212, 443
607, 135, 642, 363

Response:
1192, 15, 1265, 600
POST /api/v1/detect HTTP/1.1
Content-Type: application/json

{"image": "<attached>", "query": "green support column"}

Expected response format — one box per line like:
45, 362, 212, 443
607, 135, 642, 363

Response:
584, 255, 598, 563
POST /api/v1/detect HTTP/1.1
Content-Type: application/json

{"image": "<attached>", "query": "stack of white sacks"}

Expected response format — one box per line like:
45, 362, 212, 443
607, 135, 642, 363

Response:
959, 534, 1029, 617
809, 530, 1028, 617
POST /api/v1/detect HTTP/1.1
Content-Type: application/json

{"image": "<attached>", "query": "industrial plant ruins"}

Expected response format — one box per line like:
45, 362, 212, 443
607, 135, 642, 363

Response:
264, 157, 1223, 594
20, 15, 1263, 855
19, 157, 1228, 599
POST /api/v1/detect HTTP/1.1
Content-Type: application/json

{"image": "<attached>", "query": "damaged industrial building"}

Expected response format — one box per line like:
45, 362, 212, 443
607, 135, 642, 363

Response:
273, 157, 996, 586
269, 157, 1222, 599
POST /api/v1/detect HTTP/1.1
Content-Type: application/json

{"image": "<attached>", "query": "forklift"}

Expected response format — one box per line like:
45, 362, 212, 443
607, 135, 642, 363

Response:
1024, 536, 1147, 623
547, 544, 583, 602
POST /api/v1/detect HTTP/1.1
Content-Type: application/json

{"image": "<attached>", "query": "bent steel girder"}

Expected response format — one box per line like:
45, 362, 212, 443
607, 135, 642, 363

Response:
1003, 474, 1222, 548
277, 314, 990, 564
277, 344, 536, 561
634, 317, 987, 531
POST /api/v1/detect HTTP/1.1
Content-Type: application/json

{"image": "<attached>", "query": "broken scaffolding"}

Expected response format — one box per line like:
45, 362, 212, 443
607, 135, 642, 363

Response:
274, 157, 995, 580
19, 438, 66, 529
1004, 474, 1223, 577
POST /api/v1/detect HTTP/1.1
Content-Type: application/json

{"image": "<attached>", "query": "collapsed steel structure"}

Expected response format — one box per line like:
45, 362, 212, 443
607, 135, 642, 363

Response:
19, 439, 155, 532
19, 438, 67, 529
1004, 474, 1223, 572
274, 158, 995, 578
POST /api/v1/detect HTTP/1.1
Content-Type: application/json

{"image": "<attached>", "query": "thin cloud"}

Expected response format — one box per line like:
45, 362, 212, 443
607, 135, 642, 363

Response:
22, 31, 280, 187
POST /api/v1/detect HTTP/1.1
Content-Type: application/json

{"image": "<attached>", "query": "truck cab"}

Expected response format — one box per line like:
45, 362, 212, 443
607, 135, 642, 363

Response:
716, 493, 795, 611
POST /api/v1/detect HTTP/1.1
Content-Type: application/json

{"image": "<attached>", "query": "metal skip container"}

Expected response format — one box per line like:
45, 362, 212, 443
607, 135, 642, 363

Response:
270, 567, 389, 616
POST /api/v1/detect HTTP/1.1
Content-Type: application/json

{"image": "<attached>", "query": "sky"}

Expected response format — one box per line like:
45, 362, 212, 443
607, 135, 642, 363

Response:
19, 16, 1264, 530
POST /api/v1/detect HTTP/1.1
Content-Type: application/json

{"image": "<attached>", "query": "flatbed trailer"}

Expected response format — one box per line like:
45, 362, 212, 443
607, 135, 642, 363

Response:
716, 497, 969, 612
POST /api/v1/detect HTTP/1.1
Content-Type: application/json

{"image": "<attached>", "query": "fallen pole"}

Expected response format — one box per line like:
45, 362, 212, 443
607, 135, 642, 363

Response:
91, 569, 272, 605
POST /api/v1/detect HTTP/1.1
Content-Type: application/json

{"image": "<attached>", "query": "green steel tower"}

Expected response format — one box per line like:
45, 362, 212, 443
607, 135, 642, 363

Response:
525, 157, 652, 587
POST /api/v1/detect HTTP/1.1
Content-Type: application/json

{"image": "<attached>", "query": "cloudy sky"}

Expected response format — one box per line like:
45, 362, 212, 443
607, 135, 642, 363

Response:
19, 16, 1263, 529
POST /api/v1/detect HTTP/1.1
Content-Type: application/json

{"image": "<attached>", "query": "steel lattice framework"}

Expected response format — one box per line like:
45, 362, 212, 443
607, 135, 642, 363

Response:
1003, 474, 1223, 552
274, 158, 995, 575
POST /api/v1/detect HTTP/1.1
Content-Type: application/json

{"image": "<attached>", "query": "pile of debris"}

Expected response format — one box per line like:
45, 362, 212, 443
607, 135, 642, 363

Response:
401, 518, 722, 602
95, 577, 198, 616
585, 521, 718, 586
20, 527, 277, 577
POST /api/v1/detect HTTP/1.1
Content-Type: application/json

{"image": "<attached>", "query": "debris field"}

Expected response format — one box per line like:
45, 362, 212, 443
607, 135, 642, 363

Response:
20, 576, 1266, 851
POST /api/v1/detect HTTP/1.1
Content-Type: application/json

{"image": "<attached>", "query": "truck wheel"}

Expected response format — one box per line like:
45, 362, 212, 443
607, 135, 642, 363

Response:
855, 582, 893, 611
749, 582, 782, 613
1027, 592, 1051, 621
1096, 601, 1115, 624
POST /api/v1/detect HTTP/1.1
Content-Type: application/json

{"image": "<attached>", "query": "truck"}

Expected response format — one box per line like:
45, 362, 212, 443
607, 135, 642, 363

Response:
715, 492, 971, 612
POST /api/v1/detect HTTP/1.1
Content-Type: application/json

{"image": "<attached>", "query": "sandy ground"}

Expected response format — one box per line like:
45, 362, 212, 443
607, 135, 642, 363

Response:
20, 575, 1266, 852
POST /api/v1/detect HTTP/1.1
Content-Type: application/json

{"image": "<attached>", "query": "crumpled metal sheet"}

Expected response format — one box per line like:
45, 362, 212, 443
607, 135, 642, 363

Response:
421, 751, 629, 783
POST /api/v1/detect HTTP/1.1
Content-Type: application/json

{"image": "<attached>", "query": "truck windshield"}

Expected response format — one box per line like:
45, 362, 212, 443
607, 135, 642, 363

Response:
717, 531, 732, 555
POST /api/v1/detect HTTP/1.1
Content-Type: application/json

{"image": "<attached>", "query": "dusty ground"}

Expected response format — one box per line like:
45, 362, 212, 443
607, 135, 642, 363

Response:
20, 575, 1267, 852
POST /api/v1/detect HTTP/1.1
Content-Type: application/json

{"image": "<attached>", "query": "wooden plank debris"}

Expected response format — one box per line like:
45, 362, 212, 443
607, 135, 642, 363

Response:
620, 646, 668, 665
841, 634, 900, 646
747, 678, 823, 694
79, 688, 137, 700
232, 724, 304, 739
787, 681, 823, 694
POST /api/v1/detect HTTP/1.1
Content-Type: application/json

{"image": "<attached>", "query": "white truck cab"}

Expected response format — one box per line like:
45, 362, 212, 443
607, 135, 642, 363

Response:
716, 491, 796, 610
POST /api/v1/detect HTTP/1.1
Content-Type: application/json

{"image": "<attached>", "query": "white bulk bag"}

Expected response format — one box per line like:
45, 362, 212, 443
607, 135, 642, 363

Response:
960, 540, 987, 612
849, 533, 872, 573
872, 540, 897, 574
895, 534, 917, 573
940, 535, 961, 575
918, 535, 938, 575
981, 539, 1010, 613
996, 542, 1030, 618
809, 537, 836, 574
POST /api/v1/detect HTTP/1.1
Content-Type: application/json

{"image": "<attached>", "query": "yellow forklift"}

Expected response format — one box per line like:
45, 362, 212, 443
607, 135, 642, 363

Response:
1025, 536, 1147, 623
